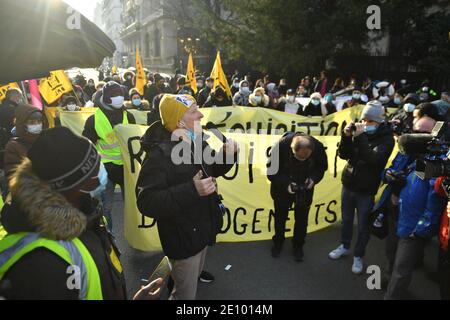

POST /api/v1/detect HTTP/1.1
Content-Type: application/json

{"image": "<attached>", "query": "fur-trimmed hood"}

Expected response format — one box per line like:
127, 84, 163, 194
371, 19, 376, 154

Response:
3, 158, 87, 241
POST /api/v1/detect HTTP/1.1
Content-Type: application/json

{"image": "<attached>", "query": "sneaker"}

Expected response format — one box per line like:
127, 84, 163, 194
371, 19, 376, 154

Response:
199, 271, 215, 283
271, 242, 283, 258
293, 246, 304, 262
328, 244, 349, 260
352, 257, 364, 274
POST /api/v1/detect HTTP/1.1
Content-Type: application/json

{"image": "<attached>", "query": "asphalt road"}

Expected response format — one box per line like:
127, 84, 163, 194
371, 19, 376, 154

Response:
111, 194, 441, 300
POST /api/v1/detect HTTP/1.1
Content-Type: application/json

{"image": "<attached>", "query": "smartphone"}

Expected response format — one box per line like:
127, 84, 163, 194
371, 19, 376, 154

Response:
147, 256, 172, 284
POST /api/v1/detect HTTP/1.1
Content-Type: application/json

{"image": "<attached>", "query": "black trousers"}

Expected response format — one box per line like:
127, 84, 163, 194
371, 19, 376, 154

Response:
272, 190, 314, 248
439, 248, 450, 300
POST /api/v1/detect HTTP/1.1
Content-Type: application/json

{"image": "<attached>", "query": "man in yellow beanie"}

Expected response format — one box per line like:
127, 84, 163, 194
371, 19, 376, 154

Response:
136, 94, 238, 300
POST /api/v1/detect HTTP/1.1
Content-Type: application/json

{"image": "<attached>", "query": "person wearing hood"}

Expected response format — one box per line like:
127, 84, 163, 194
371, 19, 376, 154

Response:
84, 79, 97, 101
3, 104, 44, 179
203, 87, 231, 108
277, 89, 304, 115
0, 88, 24, 140
123, 71, 135, 93
323, 93, 337, 115
0, 127, 163, 300
329, 101, 394, 275
144, 73, 172, 107
301, 92, 325, 117
136, 94, 237, 300
83, 81, 136, 232
197, 77, 214, 108
266, 83, 280, 109
232, 80, 251, 106
342, 90, 365, 109
249, 87, 270, 108
231, 78, 241, 97
391, 93, 420, 135
124, 88, 150, 111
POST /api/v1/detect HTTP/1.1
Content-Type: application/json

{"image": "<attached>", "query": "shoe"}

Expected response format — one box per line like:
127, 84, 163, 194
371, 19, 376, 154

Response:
352, 257, 364, 274
328, 244, 349, 260
294, 246, 304, 262
199, 271, 215, 283
271, 242, 283, 257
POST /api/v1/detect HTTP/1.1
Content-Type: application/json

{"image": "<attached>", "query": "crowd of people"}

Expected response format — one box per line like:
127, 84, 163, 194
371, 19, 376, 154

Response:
0, 65, 448, 301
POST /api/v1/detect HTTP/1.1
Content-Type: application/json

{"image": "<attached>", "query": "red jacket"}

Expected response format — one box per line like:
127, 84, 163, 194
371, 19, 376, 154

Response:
435, 177, 449, 251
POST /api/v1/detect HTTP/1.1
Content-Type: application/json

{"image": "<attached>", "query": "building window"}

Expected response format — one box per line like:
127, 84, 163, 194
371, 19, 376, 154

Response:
154, 28, 161, 57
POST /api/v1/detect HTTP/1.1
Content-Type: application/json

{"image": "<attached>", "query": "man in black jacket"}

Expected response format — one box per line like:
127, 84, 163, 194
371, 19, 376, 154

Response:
267, 133, 328, 261
197, 77, 213, 108
329, 101, 394, 274
136, 94, 237, 300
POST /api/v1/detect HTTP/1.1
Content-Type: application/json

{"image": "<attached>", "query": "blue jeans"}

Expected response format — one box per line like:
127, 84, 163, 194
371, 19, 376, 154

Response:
341, 187, 374, 258
100, 179, 124, 233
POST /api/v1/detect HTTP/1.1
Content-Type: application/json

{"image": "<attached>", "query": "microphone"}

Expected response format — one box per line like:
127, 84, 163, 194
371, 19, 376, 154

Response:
398, 133, 434, 155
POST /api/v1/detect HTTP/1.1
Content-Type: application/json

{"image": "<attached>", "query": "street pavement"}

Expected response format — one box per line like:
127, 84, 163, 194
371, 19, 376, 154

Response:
111, 194, 441, 300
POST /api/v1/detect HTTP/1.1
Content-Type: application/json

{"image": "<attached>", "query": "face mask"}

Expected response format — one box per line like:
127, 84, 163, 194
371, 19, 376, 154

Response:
206, 83, 213, 89
197, 82, 204, 89
422, 87, 429, 92
353, 94, 361, 100
364, 125, 378, 135
27, 123, 43, 135
394, 97, 402, 105
403, 103, 416, 113
288, 96, 296, 103
66, 104, 78, 111
233, 83, 240, 88
80, 163, 108, 199
325, 96, 333, 104
311, 99, 321, 106
186, 129, 198, 142
110, 96, 124, 109
378, 96, 390, 103
240, 87, 250, 95
132, 98, 141, 107
254, 96, 262, 104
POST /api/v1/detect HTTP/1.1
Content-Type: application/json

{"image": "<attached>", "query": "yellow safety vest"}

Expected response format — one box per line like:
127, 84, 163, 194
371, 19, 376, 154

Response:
0, 233, 103, 300
94, 109, 128, 165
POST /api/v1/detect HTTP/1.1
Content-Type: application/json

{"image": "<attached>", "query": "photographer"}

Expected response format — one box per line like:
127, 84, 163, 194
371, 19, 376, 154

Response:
391, 93, 420, 135
329, 101, 395, 274
385, 116, 447, 299
267, 133, 328, 261
436, 177, 449, 300
136, 95, 237, 300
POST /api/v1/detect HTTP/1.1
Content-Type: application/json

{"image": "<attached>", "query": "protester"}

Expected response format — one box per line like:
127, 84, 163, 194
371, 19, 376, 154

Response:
84, 79, 97, 101
391, 93, 420, 135
329, 101, 394, 274
3, 104, 44, 179
278, 79, 288, 97
231, 78, 241, 97
136, 94, 237, 300
123, 71, 135, 93
233, 80, 251, 106
0, 88, 23, 139
203, 87, 231, 107
314, 70, 330, 97
323, 93, 337, 115
83, 81, 136, 232
342, 90, 365, 109
266, 83, 280, 108
144, 73, 172, 107
435, 178, 449, 300
249, 87, 270, 108
176, 76, 195, 96
302, 93, 324, 117
197, 77, 214, 108
125, 88, 150, 111
267, 133, 328, 261
277, 89, 303, 115
385, 116, 446, 299
331, 77, 346, 94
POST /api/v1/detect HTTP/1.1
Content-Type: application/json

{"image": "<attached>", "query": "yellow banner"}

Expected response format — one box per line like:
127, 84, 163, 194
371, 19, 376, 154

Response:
210, 51, 232, 98
0, 82, 20, 102
135, 49, 147, 96
186, 52, 198, 94
39, 70, 73, 105
116, 124, 348, 252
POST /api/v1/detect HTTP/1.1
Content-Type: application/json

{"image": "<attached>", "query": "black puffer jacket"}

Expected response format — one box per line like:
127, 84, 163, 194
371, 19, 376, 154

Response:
339, 123, 394, 195
136, 122, 236, 260
267, 132, 328, 199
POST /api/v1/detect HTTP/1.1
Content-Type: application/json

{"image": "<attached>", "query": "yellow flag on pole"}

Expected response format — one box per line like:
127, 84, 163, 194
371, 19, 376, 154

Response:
186, 52, 198, 95
210, 51, 232, 98
39, 70, 73, 105
135, 48, 148, 96
112, 65, 118, 75
0, 82, 20, 102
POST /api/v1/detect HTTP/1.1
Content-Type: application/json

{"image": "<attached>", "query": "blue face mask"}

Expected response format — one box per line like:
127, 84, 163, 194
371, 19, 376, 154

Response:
81, 163, 108, 199
132, 98, 141, 107
364, 125, 378, 135
187, 130, 198, 142
394, 98, 401, 105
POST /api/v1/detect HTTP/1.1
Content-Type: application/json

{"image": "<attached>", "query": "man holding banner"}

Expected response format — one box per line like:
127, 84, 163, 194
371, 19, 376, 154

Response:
267, 133, 328, 261
136, 94, 238, 300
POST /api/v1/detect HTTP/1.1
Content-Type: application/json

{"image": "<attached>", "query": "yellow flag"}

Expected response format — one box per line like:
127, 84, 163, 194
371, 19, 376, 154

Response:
0, 82, 20, 102
210, 51, 232, 98
186, 52, 198, 95
39, 70, 73, 104
112, 65, 118, 75
135, 48, 147, 96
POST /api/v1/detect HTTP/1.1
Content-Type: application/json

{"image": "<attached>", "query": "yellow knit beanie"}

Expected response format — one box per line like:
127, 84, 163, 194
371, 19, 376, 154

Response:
159, 94, 196, 132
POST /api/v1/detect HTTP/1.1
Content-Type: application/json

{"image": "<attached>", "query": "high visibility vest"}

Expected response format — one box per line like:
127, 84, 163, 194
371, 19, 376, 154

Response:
0, 233, 103, 300
94, 109, 128, 165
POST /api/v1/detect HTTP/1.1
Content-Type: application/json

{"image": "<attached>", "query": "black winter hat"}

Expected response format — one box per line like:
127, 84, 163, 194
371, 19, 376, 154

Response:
28, 127, 100, 192
102, 81, 124, 104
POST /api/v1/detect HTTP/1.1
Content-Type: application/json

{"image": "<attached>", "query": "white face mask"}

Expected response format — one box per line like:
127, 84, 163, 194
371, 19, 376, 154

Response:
353, 94, 361, 100
403, 103, 416, 113
311, 99, 321, 106
66, 104, 78, 111
254, 96, 262, 104
378, 96, 390, 103
80, 163, 108, 199
240, 87, 250, 95
110, 96, 124, 109
27, 123, 43, 135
